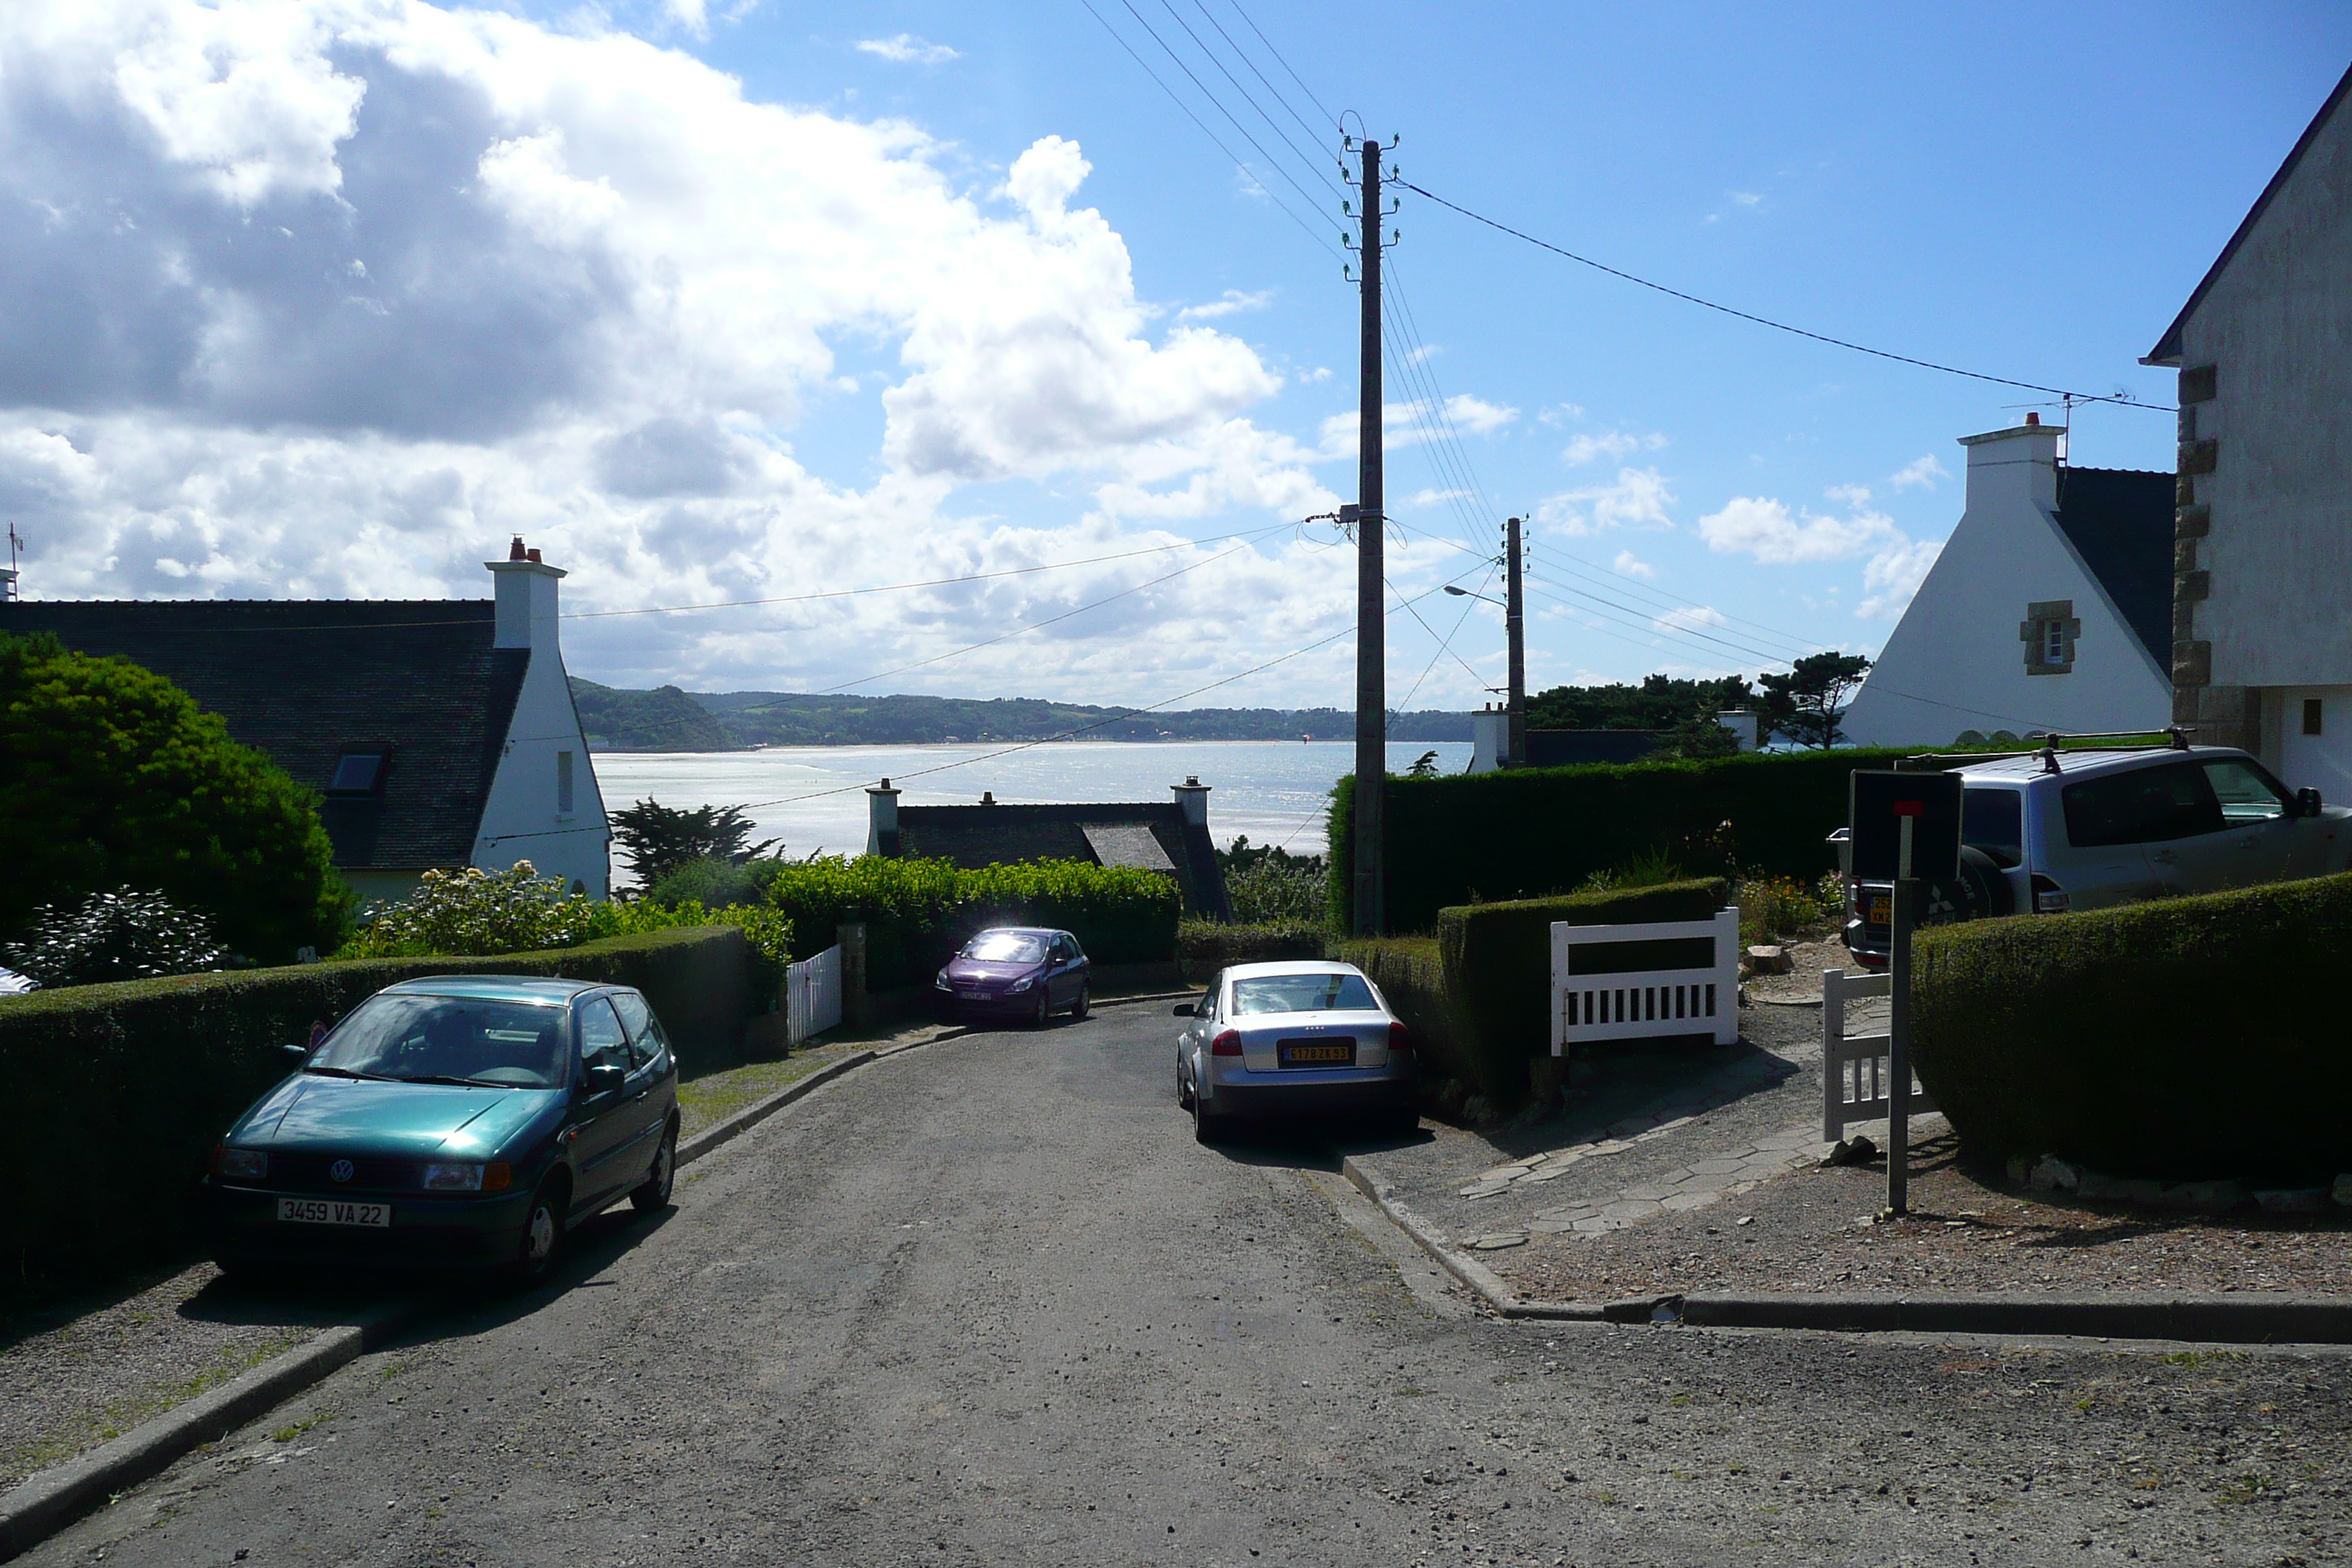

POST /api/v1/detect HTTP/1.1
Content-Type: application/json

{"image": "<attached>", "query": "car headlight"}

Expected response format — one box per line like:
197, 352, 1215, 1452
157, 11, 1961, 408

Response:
935, 970, 952, 991
422, 1161, 511, 1192
216, 1146, 268, 1180
1007, 976, 1033, 992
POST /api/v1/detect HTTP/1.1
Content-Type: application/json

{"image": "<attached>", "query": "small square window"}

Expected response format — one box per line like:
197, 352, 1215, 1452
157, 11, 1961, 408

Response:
328, 753, 385, 794
2304, 698, 2325, 737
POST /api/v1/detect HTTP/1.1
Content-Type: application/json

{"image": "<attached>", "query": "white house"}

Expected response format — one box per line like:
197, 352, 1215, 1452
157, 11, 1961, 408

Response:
1839, 416, 2174, 747
1, 538, 612, 902
2144, 61, 2352, 799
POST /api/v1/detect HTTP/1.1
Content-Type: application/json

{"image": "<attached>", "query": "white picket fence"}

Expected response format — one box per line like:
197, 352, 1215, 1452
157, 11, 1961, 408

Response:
1550, 908, 1742, 1054
1820, 968, 1937, 1142
785, 943, 843, 1047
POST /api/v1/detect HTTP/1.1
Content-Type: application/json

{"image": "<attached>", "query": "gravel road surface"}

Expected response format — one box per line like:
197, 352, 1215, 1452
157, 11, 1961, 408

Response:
27, 1002, 2352, 1567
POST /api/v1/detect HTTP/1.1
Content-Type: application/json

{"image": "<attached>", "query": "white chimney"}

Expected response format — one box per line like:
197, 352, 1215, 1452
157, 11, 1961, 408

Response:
1171, 775, 1210, 827
1957, 415, 2065, 519
486, 536, 565, 652
865, 777, 901, 857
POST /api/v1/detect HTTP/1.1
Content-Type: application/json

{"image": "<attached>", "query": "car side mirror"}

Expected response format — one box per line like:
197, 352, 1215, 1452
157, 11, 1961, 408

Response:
281, 1041, 310, 1062
1171, 1003, 1194, 1017
2299, 786, 2323, 817
584, 1063, 626, 1096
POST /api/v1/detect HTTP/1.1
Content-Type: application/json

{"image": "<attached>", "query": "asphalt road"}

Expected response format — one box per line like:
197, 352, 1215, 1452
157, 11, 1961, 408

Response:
31, 1003, 2352, 1567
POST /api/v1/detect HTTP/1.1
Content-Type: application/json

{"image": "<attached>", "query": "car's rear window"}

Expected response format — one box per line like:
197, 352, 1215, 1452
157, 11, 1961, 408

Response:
1229, 973, 1380, 1015
1962, 788, 2024, 868
2061, 762, 2223, 847
962, 932, 1046, 962
312, 995, 568, 1088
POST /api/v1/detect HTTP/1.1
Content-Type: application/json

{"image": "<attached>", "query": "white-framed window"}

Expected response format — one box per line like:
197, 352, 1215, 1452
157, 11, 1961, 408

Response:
2021, 601, 2078, 676
557, 750, 575, 816
2042, 619, 2066, 666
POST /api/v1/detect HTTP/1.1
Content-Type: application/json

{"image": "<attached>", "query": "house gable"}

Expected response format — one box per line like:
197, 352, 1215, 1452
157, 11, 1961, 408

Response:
894, 799, 1232, 920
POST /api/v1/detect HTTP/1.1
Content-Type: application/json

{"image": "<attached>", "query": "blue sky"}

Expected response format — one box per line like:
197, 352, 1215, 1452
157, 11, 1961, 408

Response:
6, 1, 2348, 709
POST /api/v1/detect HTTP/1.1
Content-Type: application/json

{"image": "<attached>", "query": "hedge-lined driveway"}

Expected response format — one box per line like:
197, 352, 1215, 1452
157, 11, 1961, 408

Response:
26, 1004, 2352, 1565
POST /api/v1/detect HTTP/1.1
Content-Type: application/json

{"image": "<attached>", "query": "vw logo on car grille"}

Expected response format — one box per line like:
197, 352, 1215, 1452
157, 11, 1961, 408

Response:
329, 1159, 355, 1183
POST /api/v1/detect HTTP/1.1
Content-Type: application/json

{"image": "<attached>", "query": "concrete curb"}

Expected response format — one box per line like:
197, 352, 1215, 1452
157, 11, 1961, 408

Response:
1337, 1155, 2352, 1343
0, 1299, 422, 1561
0, 1024, 973, 1562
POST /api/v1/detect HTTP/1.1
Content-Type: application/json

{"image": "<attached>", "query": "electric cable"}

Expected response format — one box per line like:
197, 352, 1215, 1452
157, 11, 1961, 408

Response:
1193, 1, 1335, 162
1156, 1, 1345, 203
1396, 177, 2174, 413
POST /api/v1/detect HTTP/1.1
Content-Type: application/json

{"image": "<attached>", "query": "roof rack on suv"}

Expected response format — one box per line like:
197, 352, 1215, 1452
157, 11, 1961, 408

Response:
2032, 725, 2198, 774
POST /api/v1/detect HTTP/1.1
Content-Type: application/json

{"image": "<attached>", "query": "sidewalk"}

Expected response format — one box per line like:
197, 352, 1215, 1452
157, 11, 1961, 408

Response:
1368, 941, 2352, 1305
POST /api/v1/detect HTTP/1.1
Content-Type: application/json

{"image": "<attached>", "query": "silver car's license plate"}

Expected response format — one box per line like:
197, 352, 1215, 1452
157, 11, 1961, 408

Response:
276, 1196, 390, 1228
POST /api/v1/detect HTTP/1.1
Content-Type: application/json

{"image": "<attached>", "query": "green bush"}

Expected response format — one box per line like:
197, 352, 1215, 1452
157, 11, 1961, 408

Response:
4, 887, 227, 986
764, 855, 1182, 990
1327, 748, 1911, 932
340, 862, 609, 957
0, 633, 350, 962
1177, 920, 1327, 981
1436, 878, 1729, 1109
647, 856, 786, 911
1912, 875, 2352, 1182
0, 925, 758, 1282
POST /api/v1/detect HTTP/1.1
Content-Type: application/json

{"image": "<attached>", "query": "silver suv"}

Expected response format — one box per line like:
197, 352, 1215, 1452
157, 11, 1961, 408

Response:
1839, 741, 2351, 966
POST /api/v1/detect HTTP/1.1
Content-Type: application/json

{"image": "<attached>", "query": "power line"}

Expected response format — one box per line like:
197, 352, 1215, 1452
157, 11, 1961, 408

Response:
1193, 1, 1333, 160
1074, 0, 1340, 261
1396, 177, 2174, 414
1224, 0, 1337, 134
1156, 1, 1343, 203
1398, 560, 1494, 710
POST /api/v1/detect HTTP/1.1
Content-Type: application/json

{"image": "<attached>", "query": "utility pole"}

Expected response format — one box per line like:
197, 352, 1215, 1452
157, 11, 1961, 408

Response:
1504, 516, 1526, 769
1351, 135, 1386, 937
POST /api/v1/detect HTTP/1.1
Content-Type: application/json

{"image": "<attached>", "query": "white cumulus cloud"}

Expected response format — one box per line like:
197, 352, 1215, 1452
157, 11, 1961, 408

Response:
1696, 496, 1900, 563
856, 34, 960, 65
1534, 467, 1675, 537
1177, 289, 1272, 322
1888, 453, 1950, 490
1612, 550, 1655, 580
1654, 605, 1727, 635
1563, 429, 1667, 467
1858, 537, 1943, 619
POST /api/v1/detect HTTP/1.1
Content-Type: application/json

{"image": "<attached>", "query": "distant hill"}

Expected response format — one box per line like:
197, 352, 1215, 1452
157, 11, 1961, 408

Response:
571, 679, 735, 751
570, 681, 1470, 750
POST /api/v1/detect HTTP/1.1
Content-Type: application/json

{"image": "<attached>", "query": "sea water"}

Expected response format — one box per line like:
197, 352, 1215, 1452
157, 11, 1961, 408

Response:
592, 739, 1471, 867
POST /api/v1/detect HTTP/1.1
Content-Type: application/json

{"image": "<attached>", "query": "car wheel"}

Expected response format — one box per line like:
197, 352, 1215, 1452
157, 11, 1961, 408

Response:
1177, 1058, 1194, 1109
1068, 984, 1090, 1021
1030, 988, 1051, 1028
509, 1181, 567, 1285
1193, 1085, 1227, 1145
630, 1121, 678, 1213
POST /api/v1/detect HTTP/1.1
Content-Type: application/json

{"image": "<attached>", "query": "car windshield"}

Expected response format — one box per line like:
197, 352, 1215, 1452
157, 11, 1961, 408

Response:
962, 932, 1046, 963
310, 995, 568, 1088
1229, 973, 1380, 1015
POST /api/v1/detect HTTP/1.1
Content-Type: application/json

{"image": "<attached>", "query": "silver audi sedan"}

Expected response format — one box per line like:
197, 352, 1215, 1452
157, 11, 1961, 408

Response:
1172, 960, 1416, 1142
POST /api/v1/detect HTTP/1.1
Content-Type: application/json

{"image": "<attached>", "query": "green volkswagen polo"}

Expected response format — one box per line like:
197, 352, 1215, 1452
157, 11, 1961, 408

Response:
203, 976, 680, 1281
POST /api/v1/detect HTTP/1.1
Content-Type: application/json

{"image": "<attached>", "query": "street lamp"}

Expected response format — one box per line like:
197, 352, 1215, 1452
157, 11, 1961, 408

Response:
1442, 584, 1504, 608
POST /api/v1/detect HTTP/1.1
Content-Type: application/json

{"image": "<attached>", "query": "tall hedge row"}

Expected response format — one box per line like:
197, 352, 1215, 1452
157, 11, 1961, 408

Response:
1328, 748, 1910, 932
1912, 873, 2352, 1182
0, 926, 758, 1281
764, 856, 1182, 990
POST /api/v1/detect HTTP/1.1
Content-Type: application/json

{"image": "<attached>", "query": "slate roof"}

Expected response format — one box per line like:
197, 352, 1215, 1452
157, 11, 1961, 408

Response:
1, 599, 523, 870
2051, 466, 2176, 668
892, 801, 1232, 920
2146, 60, 2352, 365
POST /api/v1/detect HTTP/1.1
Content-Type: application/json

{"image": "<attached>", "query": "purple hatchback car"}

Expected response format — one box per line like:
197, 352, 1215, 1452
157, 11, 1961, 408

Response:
934, 927, 1091, 1025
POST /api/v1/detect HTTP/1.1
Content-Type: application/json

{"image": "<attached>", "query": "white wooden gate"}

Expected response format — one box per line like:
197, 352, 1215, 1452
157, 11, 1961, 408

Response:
1550, 908, 1741, 1053
1821, 968, 1937, 1142
785, 943, 843, 1047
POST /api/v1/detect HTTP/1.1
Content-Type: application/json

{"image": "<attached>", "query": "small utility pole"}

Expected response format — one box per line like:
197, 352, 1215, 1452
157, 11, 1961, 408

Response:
1888, 806, 1920, 1217
1504, 516, 1526, 769
1351, 134, 1387, 937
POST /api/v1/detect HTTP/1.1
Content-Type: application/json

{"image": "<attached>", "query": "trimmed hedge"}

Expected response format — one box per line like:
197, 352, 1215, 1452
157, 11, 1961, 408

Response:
765, 856, 1182, 990
0, 926, 758, 1281
1913, 875, 2352, 1183
1332, 935, 1479, 1110
1329, 748, 1910, 932
1436, 878, 1730, 1109
1177, 919, 1329, 981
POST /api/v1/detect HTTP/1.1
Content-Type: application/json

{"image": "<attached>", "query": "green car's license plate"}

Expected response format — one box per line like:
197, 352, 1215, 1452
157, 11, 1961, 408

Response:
276, 1196, 390, 1228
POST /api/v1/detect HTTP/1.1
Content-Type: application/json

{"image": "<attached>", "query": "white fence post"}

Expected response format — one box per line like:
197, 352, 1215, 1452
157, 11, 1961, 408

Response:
1550, 906, 1742, 1055
785, 943, 844, 1047
1820, 967, 1935, 1142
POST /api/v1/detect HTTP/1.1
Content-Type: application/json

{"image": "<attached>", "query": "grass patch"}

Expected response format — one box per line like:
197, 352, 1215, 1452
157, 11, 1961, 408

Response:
674, 1042, 869, 1139
1, 1330, 309, 1486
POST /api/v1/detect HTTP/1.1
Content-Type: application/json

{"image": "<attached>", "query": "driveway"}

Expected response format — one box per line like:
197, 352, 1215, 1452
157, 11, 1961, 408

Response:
28, 1000, 2352, 1566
